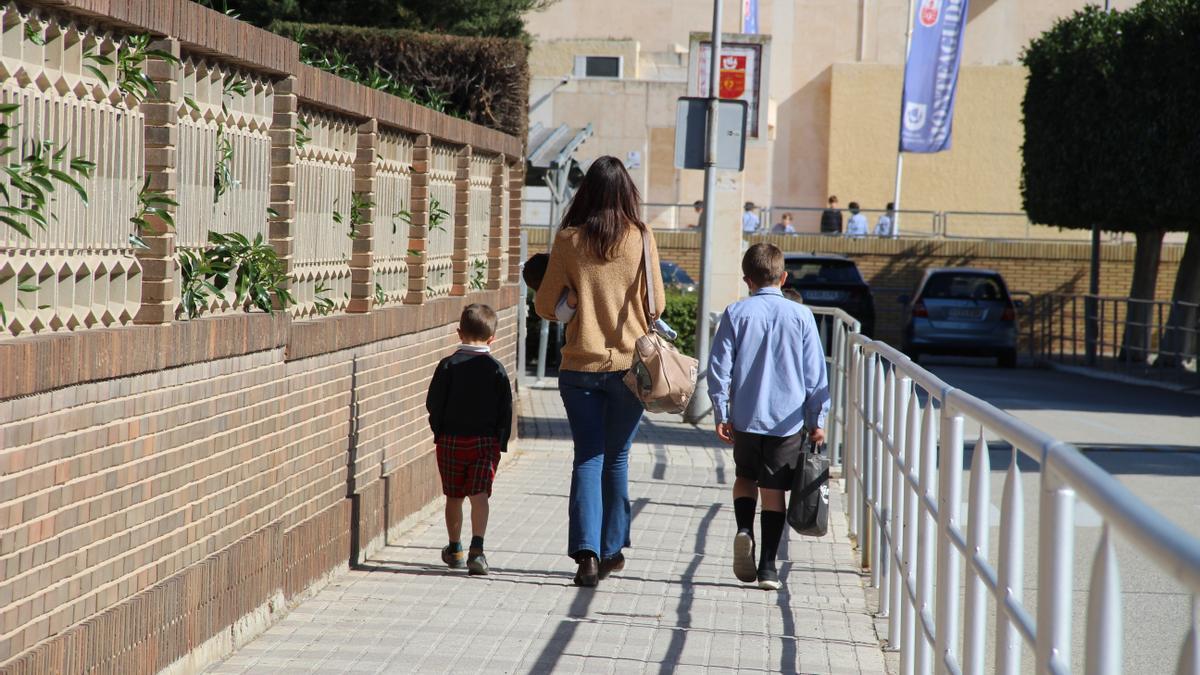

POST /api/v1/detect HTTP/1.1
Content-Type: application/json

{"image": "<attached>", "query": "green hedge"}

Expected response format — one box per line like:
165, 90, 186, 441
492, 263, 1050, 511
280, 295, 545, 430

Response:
662, 291, 698, 357
276, 22, 529, 137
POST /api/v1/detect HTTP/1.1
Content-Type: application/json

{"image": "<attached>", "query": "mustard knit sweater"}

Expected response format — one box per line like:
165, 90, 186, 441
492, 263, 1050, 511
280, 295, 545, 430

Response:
534, 225, 666, 373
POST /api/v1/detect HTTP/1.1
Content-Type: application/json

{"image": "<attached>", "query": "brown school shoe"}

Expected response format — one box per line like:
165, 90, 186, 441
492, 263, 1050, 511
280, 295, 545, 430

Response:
442, 545, 465, 569
598, 553, 625, 580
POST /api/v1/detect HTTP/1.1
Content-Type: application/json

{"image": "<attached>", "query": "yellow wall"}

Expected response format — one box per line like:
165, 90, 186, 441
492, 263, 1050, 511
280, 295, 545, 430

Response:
825, 62, 1063, 238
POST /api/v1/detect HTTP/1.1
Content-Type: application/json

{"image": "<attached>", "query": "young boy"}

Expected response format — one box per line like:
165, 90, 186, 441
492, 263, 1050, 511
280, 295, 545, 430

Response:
707, 243, 830, 590
426, 304, 513, 575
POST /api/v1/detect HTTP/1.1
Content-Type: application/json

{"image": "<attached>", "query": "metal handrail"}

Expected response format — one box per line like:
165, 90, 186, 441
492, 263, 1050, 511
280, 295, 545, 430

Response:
843, 331, 1200, 675
807, 306, 861, 467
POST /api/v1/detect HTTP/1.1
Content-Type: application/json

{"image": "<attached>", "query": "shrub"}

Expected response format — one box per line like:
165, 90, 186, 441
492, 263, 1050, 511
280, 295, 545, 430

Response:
276, 22, 529, 137
662, 291, 698, 357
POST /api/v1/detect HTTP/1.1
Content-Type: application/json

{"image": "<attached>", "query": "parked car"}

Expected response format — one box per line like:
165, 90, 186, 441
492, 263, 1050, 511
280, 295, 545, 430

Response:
782, 253, 875, 336
660, 261, 696, 293
900, 268, 1020, 367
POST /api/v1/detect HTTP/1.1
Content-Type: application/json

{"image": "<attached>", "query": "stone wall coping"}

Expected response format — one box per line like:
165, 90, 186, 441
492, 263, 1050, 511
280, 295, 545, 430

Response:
1, 286, 518, 402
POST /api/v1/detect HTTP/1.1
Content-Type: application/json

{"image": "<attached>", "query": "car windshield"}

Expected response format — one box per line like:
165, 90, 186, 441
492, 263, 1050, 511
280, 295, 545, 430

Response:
921, 274, 1009, 301
785, 260, 862, 284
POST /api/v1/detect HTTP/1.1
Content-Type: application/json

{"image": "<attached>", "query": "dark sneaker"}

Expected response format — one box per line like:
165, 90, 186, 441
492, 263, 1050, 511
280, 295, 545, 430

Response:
598, 553, 625, 580
574, 555, 599, 587
757, 568, 781, 591
733, 531, 757, 583
467, 550, 489, 576
441, 545, 465, 569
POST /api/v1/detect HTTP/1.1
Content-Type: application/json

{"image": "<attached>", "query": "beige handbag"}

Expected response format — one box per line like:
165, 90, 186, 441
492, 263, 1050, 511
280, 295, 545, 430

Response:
622, 231, 699, 414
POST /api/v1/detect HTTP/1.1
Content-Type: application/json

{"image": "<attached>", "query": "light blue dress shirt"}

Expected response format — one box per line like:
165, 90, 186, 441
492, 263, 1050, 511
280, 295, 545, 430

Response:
707, 287, 831, 436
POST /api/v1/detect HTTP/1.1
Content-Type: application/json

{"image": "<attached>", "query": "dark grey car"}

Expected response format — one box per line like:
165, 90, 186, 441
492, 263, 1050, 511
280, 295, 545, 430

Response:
900, 268, 1020, 367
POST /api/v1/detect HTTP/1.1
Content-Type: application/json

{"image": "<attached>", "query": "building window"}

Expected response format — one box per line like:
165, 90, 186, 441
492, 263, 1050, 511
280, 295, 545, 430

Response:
574, 56, 622, 79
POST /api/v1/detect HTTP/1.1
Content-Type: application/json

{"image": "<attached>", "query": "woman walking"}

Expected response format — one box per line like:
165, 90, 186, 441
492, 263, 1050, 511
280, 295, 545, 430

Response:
534, 156, 665, 587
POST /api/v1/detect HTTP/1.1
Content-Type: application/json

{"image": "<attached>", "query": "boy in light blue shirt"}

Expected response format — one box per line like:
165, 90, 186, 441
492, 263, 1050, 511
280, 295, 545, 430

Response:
707, 243, 830, 590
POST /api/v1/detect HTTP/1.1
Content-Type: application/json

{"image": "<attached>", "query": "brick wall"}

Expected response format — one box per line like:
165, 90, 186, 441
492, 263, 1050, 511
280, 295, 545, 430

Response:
526, 228, 1185, 345
0, 290, 520, 672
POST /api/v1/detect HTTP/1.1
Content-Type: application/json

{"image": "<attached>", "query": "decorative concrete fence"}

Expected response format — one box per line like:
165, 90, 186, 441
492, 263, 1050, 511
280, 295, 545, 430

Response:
0, 2, 525, 673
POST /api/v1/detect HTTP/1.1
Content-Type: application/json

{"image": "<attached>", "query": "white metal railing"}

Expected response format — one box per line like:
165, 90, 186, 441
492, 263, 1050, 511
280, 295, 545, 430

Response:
839, 330, 1200, 675
807, 306, 861, 467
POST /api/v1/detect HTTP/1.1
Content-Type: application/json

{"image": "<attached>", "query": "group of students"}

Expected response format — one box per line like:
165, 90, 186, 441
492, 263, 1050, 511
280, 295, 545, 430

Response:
821, 195, 896, 238
424, 156, 829, 591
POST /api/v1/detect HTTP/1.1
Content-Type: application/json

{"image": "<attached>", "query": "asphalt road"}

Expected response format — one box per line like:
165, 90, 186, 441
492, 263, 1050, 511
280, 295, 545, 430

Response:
917, 357, 1200, 674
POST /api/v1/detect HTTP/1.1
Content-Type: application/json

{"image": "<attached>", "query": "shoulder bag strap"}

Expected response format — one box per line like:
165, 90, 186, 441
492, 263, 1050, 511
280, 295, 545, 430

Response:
640, 229, 658, 322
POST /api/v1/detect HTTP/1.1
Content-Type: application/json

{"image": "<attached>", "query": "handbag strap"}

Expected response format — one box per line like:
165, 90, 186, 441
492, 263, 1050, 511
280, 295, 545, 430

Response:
639, 229, 659, 322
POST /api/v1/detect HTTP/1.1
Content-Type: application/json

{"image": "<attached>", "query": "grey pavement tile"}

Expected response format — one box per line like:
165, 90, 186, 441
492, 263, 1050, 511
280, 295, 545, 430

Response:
205, 382, 889, 674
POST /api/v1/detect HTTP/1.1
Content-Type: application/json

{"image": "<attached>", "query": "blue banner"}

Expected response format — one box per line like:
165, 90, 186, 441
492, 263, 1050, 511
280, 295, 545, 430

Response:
899, 0, 970, 153
742, 0, 758, 34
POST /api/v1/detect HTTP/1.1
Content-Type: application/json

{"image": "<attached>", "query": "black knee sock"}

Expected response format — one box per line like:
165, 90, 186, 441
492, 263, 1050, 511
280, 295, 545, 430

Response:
758, 510, 786, 572
469, 535, 484, 551
734, 497, 757, 535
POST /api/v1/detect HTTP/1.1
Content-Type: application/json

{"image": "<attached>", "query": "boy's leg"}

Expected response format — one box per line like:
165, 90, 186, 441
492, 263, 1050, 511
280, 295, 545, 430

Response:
436, 437, 467, 569
731, 432, 763, 583
442, 497, 466, 568
757, 487, 787, 573
753, 430, 804, 590
465, 439, 501, 576
467, 493, 489, 541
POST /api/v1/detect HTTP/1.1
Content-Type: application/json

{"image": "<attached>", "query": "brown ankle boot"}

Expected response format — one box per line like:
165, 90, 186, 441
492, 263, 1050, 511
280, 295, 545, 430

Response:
574, 554, 599, 587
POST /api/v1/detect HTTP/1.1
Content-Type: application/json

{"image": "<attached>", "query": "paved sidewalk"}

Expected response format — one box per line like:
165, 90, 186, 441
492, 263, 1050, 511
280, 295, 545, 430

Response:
206, 382, 886, 674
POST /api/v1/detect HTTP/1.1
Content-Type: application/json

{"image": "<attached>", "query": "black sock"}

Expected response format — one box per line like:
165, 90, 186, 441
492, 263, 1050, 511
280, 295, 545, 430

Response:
469, 535, 484, 551
448, 541, 462, 552
758, 510, 786, 572
734, 497, 757, 535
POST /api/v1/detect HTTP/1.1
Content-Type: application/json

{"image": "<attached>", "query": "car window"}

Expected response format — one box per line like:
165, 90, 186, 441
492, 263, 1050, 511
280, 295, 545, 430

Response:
920, 274, 1008, 301
785, 260, 863, 284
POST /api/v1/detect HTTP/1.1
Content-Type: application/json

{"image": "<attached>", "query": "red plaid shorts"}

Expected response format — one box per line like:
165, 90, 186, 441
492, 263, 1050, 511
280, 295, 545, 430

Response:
435, 434, 501, 498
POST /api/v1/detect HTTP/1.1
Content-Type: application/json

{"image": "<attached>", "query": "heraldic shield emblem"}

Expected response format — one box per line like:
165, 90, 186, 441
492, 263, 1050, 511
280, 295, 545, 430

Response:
719, 55, 747, 99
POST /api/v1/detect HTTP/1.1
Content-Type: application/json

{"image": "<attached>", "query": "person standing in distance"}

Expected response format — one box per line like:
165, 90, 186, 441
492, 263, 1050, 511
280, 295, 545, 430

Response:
742, 202, 761, 234
845, 202, 868, 238
874, 202, 896, 237
819, 196, 843, 234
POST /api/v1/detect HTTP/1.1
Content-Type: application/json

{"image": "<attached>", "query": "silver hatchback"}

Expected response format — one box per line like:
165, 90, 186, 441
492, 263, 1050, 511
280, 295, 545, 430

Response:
900, 269, 1020, 368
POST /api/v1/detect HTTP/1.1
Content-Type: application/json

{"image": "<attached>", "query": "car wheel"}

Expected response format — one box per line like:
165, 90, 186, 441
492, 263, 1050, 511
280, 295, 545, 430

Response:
998, 350, 1017, 369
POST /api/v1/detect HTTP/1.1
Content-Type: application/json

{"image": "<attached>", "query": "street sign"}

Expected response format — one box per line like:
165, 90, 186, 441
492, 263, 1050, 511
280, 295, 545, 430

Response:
673, 97, 748, 171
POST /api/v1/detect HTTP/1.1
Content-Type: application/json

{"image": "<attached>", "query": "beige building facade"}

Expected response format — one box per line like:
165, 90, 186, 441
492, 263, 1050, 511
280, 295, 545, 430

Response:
524, 0, 1140, 236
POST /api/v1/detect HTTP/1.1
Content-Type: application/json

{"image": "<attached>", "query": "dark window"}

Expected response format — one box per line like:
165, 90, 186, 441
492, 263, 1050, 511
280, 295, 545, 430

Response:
784, 260, 864, 284
921, 274, 1009, 301
584, 56, 621, 78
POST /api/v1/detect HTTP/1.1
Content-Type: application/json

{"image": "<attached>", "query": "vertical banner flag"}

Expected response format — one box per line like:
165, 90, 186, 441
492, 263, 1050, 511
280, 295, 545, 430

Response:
899, 0, 970, 153
742, 0, 759, 34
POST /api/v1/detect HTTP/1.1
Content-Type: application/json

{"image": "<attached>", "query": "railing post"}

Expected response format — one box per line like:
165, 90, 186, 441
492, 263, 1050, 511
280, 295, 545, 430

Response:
901, 391, 922, 675
507, 159, 524, 285
889, 373, 911, 650
1036, 471, 1076, 674
828, 322, 844, 465
348, 119, 378, 313
133, 37, 181, 325
451, 144, 472, 296
879, 364, 896, 616
1084, 526, 1118, 672
268, 76, 297, 310
934, 405, 964, 674
915, 397, 939, 675
847, 344, 861, 540
865, 353, 879, 579
404, 134, 431, 305
860, 350, 874, 571
996, 446, 1025, 675
486, 161, 506, 290
963, 432, 991, 675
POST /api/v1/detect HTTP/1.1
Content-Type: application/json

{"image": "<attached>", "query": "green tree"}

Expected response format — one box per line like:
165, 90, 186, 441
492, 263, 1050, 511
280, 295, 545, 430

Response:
195, 0, 556, 40
1021, 1, 1200, 363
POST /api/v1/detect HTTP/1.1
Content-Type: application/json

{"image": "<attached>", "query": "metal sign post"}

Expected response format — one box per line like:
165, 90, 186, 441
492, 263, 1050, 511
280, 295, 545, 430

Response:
683, 0, 725, 425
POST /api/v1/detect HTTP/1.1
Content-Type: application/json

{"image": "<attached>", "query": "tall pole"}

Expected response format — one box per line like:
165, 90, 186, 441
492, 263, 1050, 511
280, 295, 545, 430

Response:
683, 0, 724, 424
891, 0, 918, 238
1087, 0, 1111, 365
535, 167, 563, 383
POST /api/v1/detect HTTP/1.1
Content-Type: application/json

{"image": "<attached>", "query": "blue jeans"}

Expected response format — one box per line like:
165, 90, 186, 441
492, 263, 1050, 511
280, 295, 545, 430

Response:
558, 370, 644, 560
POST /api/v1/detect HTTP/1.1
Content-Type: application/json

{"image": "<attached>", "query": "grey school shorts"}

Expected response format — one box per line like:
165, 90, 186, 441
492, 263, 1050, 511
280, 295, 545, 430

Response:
732, 429, 807, 490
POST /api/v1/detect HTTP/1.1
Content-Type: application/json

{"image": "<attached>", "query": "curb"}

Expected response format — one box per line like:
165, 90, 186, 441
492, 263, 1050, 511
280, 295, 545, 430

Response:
1040, 360, 1200, 397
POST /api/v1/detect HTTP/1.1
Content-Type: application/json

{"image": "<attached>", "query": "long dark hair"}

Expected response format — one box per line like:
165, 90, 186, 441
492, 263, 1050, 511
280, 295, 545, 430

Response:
560, 156, 645, 261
